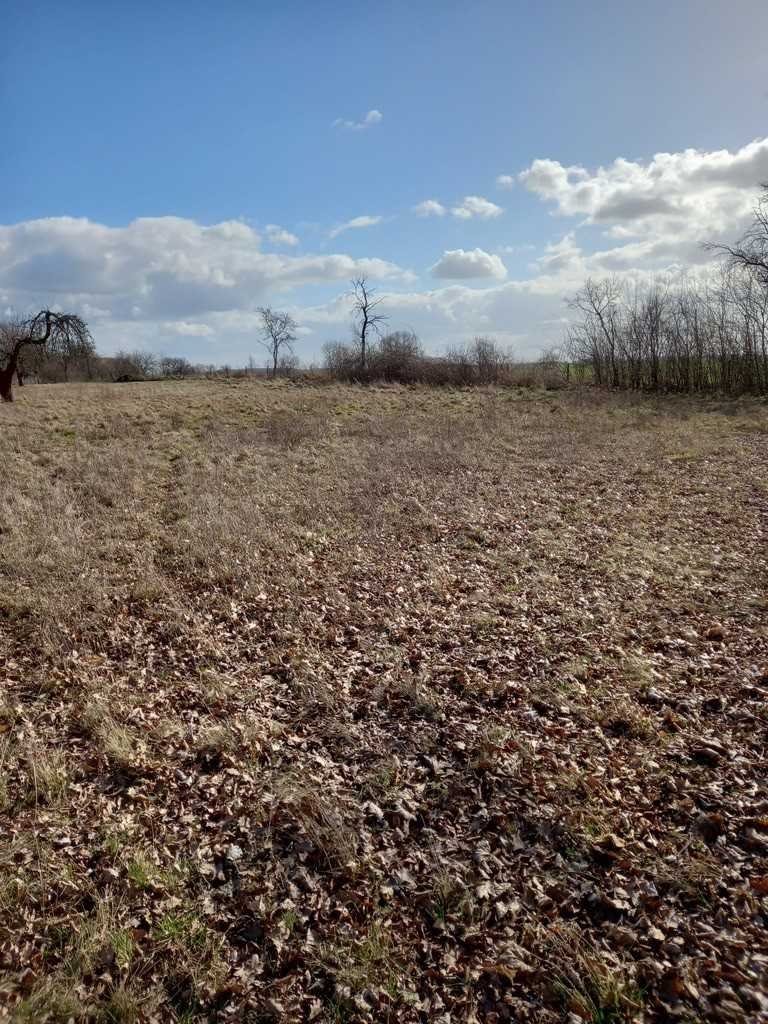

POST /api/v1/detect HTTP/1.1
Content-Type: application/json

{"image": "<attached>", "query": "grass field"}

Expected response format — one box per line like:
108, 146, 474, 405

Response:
1, 380, 767, 1023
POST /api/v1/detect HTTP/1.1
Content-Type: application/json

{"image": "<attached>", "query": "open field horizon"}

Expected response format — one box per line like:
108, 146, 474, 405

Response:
5, 0, 768, 1019
1, 380, 766, 1022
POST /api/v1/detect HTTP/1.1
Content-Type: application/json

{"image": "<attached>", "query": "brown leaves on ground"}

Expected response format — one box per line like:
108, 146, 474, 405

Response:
0, 380, 767, 1023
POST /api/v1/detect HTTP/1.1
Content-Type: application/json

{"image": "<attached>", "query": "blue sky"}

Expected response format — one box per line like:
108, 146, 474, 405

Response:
3, 0, 768, 362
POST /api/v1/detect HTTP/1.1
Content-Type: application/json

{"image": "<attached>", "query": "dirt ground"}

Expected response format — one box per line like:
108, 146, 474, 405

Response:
0, 379, 766, 1023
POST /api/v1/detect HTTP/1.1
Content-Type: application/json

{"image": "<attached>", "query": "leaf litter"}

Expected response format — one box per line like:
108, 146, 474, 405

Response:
0, 380, 766, 1022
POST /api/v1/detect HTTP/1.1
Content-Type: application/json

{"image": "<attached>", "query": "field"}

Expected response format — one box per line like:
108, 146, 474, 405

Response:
0, 380, 766, 1023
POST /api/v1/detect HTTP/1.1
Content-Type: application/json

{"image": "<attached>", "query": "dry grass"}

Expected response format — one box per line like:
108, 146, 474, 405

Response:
0, 379, 766, 1022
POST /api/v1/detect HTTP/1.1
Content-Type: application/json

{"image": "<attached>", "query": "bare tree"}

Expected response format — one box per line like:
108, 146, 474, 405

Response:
565, 272, 768, 394
0, 316, 62, 387
539, 345, 569, 385
567, 277, 623, 386
128, 350, 159, 378
0, 310, 93, 401
706, 183, 768, 287
351, 278, 388, 371
159, 356, 194, 378
470, 336, 506, 383
257, 307, 299, 378
0, 319, 26, 387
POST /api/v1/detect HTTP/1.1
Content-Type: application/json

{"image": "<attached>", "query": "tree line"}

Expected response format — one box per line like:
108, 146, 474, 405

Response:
0, 281, 549, 399
2, 185, 767, 399
566, 268, 768, 393
566, 184, 768, 394
0, 327, 223, 391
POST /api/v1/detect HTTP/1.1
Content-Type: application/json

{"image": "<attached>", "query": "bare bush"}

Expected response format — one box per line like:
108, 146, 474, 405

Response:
375, 331, 422, 381
324, 332, 519, 386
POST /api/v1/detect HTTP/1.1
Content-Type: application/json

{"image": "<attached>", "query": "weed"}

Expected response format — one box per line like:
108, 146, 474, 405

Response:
125, 850, 155, 891
314, 919, 401, 1000
24, 743, 69, 805
547, 925, 644, 1023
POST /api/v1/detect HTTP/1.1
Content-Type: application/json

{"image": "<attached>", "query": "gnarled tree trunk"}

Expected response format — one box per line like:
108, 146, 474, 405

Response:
0, 342, 26, 402
1, 310, 93, 401
0, 364, 15, 402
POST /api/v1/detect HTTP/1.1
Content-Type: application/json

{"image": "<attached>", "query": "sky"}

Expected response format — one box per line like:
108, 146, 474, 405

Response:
2, 0, 768, 364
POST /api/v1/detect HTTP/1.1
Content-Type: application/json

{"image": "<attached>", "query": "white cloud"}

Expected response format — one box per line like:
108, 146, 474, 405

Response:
0, 215, 409, 330
498, 243, 536, 254
81, 303, 111, 319
451, 196, 504, 220
265, 224, 299, 247
299, 277, 565, 357
166, 321, 215, 337
532, 232, 583, 275
519, 137, 768, 258
496, 175, 515, 190
4, 138, 765, 365
328, 215, 383, 239
333, 109, 383, 131
431, 248, 508, 280
414, 199, 446, 217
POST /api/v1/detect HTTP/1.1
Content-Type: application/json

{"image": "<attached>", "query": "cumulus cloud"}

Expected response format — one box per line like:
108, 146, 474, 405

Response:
4, 138, 764, 365
430, 248, 507, 280
265, 224, 299, 247
414, 199, 446, 217
0, 215, 409, 329
328, 215, 383, 239
451, 196, 504, 220
298, 277, 567, 358
532, 232, 583, 275
519, 137, 768, 256
496, 175, 515, 190
416, 196, 503, 219
333, 109, 383, 130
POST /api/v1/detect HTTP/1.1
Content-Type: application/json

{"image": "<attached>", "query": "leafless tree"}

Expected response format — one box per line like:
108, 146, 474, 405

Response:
0, 310, 93, 401
567, 277, 623, 386
159, 356, 194, 378
351, 278, 388, 371
539, 345, 570, 385
0, 319, 26, 387
128, 350, 159, 378
257, 307, 299, 377
565, 270, 768, 394
470, 336, 505, 382
706, 183, 768, 287
0, 316, 65, 387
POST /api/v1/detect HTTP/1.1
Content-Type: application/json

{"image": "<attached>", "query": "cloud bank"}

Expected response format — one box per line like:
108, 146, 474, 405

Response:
1, 138, 765, 361
519, 136, 768, 269
0, 215, 408, 332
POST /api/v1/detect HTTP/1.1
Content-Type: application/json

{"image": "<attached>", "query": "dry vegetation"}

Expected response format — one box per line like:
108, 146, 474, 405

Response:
0, 378, 767, 1023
